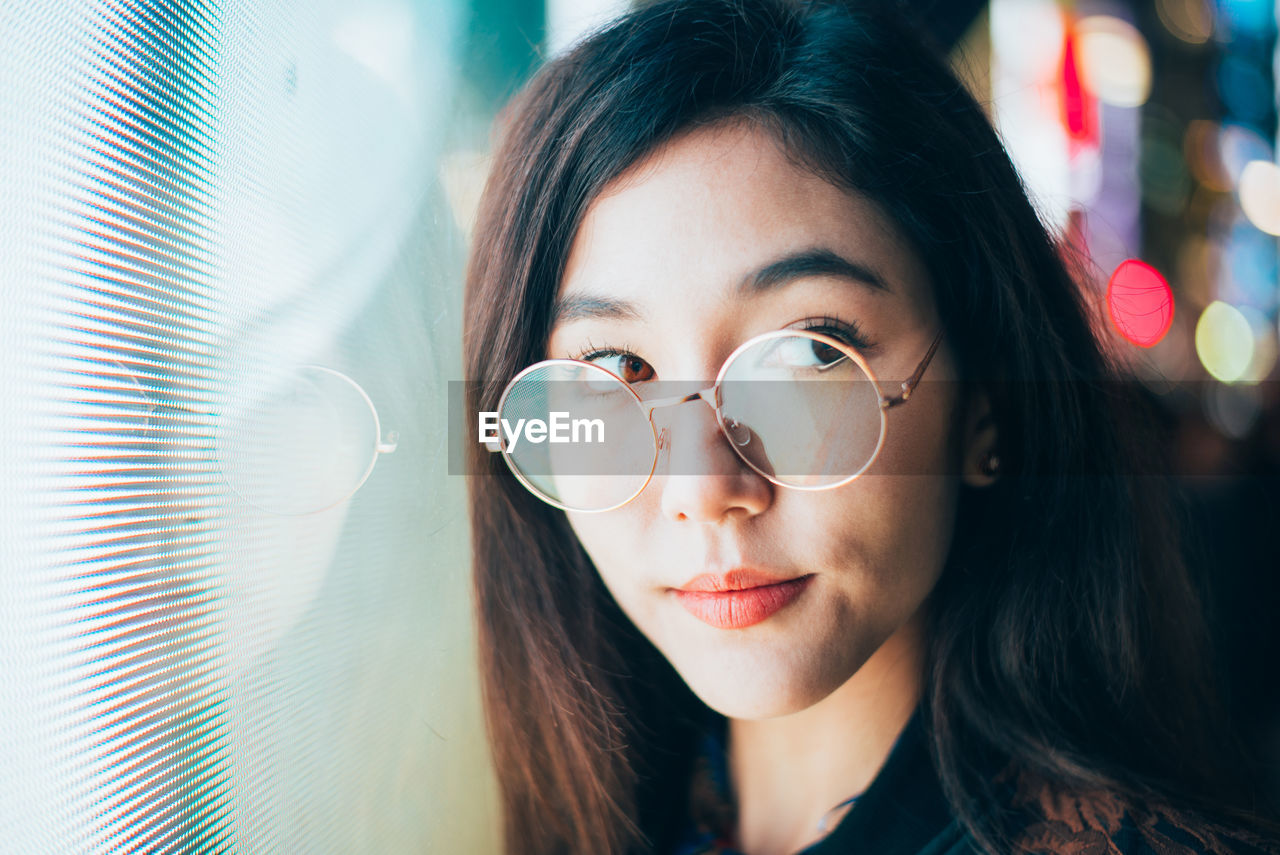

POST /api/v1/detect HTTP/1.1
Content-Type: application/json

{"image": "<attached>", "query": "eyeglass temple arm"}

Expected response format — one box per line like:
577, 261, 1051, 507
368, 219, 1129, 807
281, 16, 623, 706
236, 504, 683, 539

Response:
881, 329, 944, 410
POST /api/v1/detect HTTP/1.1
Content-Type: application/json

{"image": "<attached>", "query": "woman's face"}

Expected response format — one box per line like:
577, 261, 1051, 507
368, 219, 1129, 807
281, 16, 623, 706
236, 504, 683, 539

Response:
546, 121, 973, 719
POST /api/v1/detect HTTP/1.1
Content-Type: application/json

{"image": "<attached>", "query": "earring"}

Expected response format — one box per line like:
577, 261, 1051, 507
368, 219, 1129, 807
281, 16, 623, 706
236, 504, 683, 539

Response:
979, 449, 1001, 478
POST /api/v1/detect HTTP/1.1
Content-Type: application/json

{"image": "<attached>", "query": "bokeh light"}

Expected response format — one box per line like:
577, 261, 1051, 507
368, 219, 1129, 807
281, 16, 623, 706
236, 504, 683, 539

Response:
1183, 120, 1232, 192
1143, 113, 1194, 214
1195, 301, 1256, 382
1155, 0, 1215, 44
1107, 259, 1175, 347
1239, 306, 1279, 382
1221, 219, 1280, 312
1076, 16, 1152, 107
1176, 233, 1217, 306
991, 0, 1065, 82
1218, 123, 1273, 187
1238, 160, 1280, 236
1217, 54, 1274, 125
1205, 380, 1262, 438
1215, 0, 1275, 36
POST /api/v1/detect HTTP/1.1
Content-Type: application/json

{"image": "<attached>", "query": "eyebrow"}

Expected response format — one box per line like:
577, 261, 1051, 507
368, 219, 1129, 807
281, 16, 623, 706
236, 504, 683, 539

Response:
743, 248, 890, 296
551, 247, 889, 325
550, 294, 642, 325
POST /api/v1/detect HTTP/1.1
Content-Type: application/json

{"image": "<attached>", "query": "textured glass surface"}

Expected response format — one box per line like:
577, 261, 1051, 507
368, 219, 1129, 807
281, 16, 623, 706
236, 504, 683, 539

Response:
0, 1, 495, 852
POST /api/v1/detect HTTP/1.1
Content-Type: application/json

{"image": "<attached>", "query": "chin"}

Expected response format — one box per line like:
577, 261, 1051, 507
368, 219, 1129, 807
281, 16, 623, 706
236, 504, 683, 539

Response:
693, 680, 828, 720
671, 653, 837, 720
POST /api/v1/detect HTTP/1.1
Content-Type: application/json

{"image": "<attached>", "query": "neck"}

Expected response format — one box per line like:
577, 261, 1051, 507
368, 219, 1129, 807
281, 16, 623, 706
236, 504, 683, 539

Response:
727, 612, 927, 855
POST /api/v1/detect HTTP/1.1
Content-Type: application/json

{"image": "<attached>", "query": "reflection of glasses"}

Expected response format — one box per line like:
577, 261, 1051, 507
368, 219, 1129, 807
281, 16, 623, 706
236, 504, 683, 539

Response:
105, 361, 398, 516
217, 365, 399, 515
486, 328, 944, 512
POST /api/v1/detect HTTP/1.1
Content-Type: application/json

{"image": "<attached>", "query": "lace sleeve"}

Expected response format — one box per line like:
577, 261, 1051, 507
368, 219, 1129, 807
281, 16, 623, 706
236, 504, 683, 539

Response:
1002, 767, 1280, 855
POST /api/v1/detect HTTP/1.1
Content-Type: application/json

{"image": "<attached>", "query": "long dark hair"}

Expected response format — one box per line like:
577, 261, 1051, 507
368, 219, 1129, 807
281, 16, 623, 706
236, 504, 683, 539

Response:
463, 1, 1272, 852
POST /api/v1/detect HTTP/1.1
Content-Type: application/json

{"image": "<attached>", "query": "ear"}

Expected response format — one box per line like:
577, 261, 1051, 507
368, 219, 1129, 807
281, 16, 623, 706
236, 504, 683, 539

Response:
961, 387, 1000, 487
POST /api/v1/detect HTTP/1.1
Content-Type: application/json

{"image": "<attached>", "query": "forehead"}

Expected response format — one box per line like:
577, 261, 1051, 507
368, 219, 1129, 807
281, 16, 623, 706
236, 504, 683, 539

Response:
556, 120, 934, 323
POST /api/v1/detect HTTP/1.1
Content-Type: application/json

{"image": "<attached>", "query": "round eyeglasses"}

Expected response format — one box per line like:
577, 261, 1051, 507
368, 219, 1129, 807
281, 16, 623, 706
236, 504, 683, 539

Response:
485, 328, 944, 512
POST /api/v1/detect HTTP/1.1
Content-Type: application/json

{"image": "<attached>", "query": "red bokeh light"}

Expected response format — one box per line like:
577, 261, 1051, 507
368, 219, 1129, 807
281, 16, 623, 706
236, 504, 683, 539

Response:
1060, 26, 1098, 152
1106, 259, 1174, 348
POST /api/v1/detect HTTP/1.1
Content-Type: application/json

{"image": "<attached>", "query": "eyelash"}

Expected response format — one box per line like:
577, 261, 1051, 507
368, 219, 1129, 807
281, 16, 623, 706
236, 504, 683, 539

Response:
570, 316, 873, 366
794, 314, 873, 351
572, 336, 642, 364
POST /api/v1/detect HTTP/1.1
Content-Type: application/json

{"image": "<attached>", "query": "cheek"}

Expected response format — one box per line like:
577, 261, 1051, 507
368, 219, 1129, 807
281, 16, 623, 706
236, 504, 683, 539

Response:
822, 382, 963, 598
564, 512, 646, 608
877, 387, 964, 478
804, 471, 959, 612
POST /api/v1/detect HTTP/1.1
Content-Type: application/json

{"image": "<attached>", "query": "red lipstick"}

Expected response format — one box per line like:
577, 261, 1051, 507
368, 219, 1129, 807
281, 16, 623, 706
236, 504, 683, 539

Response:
672, 569, 813, 629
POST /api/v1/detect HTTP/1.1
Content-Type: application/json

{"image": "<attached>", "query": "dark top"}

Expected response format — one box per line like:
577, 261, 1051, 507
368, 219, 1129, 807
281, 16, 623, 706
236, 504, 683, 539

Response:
671, 705, 1280, 855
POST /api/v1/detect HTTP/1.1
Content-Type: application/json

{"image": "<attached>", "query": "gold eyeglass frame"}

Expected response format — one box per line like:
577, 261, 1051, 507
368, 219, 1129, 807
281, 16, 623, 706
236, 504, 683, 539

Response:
486, 327, 945, 513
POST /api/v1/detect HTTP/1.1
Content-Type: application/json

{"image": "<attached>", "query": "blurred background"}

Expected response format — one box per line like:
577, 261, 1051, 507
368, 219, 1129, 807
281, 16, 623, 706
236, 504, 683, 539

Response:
0, 0, 1275, 852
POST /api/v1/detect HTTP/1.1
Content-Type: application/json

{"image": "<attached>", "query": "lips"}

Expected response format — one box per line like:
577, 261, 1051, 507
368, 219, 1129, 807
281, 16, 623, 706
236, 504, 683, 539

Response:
671, 569, 814, 629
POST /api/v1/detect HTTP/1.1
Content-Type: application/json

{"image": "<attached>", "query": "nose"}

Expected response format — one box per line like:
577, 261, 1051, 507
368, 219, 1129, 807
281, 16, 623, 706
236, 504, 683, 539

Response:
654, 399, 773, 523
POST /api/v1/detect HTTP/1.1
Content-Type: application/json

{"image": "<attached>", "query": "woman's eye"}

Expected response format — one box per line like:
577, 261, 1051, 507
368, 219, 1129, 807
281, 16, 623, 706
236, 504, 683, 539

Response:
775, 336, 847, 368
581, 352, 655, 384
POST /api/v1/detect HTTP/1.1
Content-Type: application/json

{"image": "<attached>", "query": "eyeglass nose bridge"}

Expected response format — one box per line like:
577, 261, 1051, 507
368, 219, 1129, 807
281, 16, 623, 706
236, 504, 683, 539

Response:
639, 384, 753, 457
637, 385, 719, 419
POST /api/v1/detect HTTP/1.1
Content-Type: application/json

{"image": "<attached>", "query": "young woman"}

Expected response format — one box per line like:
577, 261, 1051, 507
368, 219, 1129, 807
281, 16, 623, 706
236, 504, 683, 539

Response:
462, 1, 1280, 853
